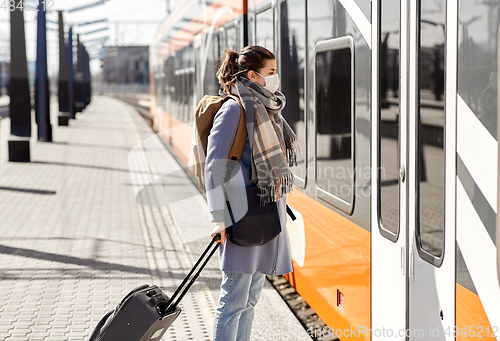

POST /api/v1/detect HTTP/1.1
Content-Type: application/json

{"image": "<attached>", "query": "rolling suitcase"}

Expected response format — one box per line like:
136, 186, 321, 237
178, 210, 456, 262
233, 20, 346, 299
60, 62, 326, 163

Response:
88, 234, 222, 341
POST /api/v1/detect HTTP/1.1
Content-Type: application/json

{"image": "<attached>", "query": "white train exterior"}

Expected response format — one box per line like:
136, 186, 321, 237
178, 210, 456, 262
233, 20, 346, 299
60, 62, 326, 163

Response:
149, 0, 500, 339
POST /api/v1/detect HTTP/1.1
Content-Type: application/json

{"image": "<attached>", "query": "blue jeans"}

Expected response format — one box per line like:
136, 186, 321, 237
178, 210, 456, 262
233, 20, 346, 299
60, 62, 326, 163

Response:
212, 270, 266, 341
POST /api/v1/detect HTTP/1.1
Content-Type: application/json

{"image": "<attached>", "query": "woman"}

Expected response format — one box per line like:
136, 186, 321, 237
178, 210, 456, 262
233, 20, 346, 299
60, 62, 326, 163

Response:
205, 45, 299, 341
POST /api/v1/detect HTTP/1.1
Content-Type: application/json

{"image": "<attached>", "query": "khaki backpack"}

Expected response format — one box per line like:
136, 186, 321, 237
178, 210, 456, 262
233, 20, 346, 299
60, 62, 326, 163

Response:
192, 94, 247, 193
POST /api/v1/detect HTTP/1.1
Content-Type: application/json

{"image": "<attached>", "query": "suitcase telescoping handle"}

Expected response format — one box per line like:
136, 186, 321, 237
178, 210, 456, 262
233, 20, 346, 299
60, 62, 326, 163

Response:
159, 233, 222, 314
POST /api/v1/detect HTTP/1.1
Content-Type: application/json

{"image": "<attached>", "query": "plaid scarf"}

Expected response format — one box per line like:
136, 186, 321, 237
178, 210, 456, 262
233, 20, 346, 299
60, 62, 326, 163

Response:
232, 77, 300, 206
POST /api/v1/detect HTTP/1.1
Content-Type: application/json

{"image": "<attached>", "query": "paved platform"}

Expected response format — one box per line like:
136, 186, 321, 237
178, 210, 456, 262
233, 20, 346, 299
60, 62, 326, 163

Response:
0, 96, 311, 341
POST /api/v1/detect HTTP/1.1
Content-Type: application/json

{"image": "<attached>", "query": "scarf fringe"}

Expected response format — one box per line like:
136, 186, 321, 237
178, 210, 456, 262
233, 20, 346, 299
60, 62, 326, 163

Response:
235, 79, 301, 206
285, 136, 300, 167
258, 173, 296, 207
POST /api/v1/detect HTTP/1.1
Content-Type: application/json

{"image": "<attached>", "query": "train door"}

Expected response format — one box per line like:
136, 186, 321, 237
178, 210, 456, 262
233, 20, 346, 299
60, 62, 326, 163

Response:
373, 0, 457, 339
407, 0, 456, 339
371, 0, 408, 338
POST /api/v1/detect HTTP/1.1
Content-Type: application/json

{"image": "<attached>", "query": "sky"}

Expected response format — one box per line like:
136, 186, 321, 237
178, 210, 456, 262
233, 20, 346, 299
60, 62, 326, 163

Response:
0, 0, 178, 76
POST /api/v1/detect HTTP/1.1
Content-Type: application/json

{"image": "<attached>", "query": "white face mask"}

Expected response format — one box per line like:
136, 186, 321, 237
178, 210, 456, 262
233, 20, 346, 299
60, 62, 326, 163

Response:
256, 71, 280, 93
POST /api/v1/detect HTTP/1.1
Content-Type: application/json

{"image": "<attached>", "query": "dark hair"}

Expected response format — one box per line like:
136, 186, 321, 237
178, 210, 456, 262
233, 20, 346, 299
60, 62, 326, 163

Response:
217, 45, 275, 95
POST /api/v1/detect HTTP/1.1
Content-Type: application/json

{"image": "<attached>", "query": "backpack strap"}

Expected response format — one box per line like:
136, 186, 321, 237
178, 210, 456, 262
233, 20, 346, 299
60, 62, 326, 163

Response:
226, 95, 247, 162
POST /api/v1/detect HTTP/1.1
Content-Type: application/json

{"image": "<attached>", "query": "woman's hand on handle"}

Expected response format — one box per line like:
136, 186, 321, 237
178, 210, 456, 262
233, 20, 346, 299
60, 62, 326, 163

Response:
211, 222, 227, 245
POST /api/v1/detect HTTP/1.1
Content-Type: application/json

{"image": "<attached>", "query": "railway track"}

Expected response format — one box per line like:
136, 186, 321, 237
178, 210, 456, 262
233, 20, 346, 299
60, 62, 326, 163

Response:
111, 93, 153, 125
267, 275, 338, 341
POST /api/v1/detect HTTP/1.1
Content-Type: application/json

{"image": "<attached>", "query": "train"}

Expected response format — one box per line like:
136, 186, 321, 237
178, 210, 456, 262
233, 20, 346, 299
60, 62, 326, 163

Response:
148, 0, 500, 340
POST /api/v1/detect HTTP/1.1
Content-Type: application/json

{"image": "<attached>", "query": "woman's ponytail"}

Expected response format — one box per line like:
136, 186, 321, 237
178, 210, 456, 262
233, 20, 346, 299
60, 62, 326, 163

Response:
217, 48, 240, 95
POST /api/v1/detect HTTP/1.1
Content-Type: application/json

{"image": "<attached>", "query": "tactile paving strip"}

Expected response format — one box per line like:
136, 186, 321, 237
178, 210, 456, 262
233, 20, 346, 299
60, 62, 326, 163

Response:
125, 102, 215, 341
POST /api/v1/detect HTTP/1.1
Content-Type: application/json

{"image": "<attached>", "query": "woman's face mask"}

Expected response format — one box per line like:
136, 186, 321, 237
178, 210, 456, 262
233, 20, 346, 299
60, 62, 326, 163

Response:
256, 71, 280, 93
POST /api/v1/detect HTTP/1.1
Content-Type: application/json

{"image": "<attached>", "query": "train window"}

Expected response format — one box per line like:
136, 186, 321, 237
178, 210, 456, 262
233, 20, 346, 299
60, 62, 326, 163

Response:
154, 65, 160, 107
416, 0, 446, 263
280, 0, 306, 186
256, 6, 274, 51
203, 32, 220, 95
157, 65, 163, 106
379, 0, 401, 240
181, 68, 187, 122
213, 32, 222, 94
184, 46, 193, 123
173, 55, 180, 120
225, 25, 239, 52
164, 58, 170, 113
166, 57, 174, 115
314, 37, 354, 214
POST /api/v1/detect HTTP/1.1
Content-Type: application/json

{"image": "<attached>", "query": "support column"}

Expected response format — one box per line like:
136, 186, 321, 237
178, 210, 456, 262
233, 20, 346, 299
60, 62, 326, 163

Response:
35, 1, 52, 142
0, 62, 3, 96
57, 11, 70, 126
87, 50, 92, 105
8, 0, 31, 162
82, 45, 89, 109
68, 27, 75, 119
74, 34, 84, 113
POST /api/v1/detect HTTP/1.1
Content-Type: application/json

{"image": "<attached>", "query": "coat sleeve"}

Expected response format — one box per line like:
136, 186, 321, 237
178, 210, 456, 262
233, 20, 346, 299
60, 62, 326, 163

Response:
204, 100, 242, 222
